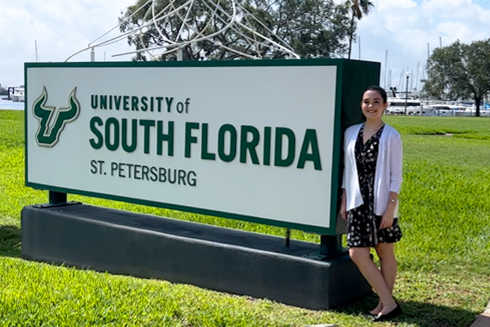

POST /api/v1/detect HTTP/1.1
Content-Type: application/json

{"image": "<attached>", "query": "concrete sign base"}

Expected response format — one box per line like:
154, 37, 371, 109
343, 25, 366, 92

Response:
21, 204, 371, 310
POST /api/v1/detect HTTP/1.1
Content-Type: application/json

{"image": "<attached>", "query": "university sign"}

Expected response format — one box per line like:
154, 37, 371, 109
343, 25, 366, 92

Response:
25, 59, 373, 235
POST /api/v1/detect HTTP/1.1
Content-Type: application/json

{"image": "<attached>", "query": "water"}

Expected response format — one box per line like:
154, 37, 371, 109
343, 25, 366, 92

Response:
0, 98, 25, 110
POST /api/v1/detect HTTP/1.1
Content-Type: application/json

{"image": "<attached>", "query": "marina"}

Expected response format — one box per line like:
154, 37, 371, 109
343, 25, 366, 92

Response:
385, 97, 490, 117
2, 96, 490, 115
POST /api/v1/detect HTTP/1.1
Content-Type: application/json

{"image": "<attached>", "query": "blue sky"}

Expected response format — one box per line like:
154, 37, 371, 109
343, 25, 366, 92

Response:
1, 0, 489, 91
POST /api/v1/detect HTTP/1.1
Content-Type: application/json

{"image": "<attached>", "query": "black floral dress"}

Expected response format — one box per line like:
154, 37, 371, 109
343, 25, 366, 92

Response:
347, 125, 403, 248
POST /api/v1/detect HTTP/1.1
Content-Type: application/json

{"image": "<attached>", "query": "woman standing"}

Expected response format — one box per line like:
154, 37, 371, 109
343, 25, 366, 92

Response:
340, 86, 403, 322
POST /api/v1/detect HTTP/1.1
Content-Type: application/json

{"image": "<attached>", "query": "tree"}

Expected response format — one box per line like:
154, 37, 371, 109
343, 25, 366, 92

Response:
118, 0, 352, 61
345, 0, 373, 59
423, 39, 490, 117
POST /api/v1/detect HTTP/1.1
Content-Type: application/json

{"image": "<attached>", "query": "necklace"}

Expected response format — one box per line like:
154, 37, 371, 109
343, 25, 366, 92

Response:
364, 123, 385, 131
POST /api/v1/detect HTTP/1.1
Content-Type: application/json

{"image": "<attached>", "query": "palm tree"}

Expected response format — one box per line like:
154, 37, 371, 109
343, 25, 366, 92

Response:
346, 0, 374, 59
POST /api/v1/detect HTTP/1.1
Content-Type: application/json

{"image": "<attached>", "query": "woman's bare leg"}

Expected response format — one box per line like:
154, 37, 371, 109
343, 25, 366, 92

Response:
376, 243, 397, 292
370, 243, 398, 314
349, 247, 397, 315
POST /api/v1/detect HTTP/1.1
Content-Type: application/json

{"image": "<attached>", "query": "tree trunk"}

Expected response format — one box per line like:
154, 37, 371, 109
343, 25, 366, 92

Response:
475, 97, 481, 117
347, 15, 355, 59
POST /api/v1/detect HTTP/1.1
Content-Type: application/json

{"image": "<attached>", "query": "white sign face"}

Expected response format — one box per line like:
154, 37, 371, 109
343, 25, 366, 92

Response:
26, 62, 339, 233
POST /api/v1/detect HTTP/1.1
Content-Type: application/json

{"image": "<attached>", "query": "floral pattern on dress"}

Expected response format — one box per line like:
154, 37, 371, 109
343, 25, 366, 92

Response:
346, 124, 403, 248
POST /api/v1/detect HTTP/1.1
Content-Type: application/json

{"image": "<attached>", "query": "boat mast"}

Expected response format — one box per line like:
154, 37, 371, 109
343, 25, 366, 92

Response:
415, 62, 420, 93
358, 36, 361, 60
384, 50, 388, 89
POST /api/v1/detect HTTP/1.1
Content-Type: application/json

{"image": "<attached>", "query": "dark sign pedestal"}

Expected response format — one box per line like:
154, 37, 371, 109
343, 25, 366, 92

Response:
21, 204, 371, 310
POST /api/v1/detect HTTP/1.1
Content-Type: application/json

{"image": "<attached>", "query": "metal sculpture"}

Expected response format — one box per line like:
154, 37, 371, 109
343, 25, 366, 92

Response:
67, 0, 299, 61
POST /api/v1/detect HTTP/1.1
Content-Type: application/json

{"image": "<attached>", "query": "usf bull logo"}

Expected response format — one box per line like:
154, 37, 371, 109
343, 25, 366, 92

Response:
33, 87, 80, 147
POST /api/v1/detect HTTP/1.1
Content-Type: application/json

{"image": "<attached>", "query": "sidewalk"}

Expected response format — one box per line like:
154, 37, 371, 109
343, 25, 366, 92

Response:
470, 301, 490, 327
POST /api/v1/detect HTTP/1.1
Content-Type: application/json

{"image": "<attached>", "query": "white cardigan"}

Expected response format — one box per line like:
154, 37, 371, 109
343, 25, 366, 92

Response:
342, 123, 403, 216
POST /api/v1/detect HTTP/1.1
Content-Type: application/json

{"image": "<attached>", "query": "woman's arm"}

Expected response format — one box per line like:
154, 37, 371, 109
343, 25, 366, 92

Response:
389, 134, 403, 193
340, 188, 347, 220
380, 133, 403, 229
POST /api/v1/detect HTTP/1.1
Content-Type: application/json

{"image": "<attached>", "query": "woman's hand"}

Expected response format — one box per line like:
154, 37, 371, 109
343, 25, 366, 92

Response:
379, 210, 394, 229
380, 192, 398, 229
340, 189, 347, 220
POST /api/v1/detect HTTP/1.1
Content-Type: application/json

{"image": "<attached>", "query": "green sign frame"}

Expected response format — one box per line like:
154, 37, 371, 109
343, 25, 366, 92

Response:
25, 58, 380, 235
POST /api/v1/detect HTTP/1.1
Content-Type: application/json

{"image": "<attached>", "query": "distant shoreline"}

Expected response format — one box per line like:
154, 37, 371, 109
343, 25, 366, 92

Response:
0, 99, 25, 110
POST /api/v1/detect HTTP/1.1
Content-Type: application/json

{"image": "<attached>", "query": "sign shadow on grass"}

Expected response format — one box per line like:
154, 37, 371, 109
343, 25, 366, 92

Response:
0, 225, 21, 258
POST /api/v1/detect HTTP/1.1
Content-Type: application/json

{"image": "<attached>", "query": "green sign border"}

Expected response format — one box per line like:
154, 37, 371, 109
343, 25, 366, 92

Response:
24, 58, 379, 235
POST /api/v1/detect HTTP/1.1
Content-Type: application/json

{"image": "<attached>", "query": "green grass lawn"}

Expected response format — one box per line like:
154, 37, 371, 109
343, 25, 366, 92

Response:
1, 111, 489, 326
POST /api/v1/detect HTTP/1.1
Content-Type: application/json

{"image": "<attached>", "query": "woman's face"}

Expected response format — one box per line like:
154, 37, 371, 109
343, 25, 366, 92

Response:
361, 90, 388, 120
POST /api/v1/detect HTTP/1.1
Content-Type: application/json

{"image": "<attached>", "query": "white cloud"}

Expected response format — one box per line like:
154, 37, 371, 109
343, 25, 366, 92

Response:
0, 0, 136, 86
378, 0, 418, 10
1, 0, 490, 89
436, 22, 473, 42
424, 0, 473, 15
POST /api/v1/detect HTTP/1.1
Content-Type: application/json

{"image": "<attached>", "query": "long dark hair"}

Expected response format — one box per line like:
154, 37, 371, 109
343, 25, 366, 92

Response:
363, 86, 387, 103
